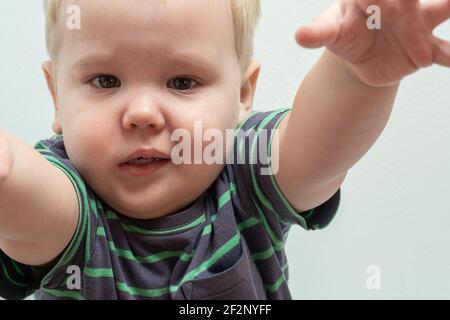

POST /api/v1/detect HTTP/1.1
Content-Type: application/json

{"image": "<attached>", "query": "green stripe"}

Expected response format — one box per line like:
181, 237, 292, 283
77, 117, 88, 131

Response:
201, 185, 237, 235
218, 187, 233, 209
178, 232, 240, 285
85, 199, 92, 263
238, 138, 245, 159
106, 210, 118, 220
106, 210, 206, 236
42, 288, 84, 300
89, 197, 99, 220
235, 111, 257, 161
10, 259, 25, 278
251, 246, 275, 261
116, 281, 171, 298
96, 226, 106, 236
302, 209, 315, 220
264, 273, 286, 293
237, 216, 260, 231
203, 215, 259, 236
34, 143, 52, 153
0, 259, 28, 288
235, 111, 257, 155
229, 182, 237, 194
252, 197, 283, 251
84, 267, 114, 278
107, 240, 194, 263
201, 224, 212, 236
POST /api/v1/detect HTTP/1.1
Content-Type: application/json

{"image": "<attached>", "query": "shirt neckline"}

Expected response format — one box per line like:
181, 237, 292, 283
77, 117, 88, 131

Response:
109, 193, 208, 234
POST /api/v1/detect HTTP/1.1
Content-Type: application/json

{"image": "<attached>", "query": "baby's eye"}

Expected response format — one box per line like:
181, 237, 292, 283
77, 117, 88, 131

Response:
168, 77, 198, 92
90, 75, 121, 89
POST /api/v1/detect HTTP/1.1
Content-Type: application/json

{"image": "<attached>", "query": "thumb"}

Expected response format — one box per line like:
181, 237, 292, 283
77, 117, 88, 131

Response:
295, 4, 342, 49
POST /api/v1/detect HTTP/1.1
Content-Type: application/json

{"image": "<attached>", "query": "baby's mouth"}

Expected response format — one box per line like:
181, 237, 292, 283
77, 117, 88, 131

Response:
124, 157, 168, 165
120, 148, 171, 166
118, 156, 170, 177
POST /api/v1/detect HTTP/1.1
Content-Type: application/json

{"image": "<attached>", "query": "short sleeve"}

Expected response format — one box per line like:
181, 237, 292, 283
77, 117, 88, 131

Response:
31, 135, 99, 298
229, 109, 341, 231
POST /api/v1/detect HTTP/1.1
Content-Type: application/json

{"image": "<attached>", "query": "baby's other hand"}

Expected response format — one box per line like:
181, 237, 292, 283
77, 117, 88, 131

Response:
295, 0, 450, 87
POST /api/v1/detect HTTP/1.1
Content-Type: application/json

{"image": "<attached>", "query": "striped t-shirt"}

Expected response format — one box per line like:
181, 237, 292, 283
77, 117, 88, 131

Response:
0, 108, 341, 300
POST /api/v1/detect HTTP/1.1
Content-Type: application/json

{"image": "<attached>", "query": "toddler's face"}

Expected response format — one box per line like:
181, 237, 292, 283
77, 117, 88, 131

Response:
44, 0, 257, 219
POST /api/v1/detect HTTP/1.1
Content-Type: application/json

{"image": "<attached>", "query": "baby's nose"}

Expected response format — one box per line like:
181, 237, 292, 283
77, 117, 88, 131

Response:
122, 94, 166, 130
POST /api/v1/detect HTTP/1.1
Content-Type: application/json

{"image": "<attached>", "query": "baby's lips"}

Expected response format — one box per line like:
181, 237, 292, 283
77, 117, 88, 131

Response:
120, 147, 171, 165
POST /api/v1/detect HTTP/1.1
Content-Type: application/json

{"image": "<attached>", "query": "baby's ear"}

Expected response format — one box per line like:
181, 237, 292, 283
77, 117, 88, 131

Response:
42, 61, 57, 106
42, 61, 62, 135
239, 60, 261, 120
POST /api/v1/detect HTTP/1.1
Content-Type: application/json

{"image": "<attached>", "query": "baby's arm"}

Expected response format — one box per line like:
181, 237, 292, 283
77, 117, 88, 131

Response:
0, 129, 78, 266
273, 0, 449, 212
274, 50, 398, 212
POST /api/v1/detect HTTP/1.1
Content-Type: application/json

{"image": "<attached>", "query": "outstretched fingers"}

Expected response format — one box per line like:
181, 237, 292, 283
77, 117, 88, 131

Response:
422, 0, 450, 30
423, 0, 450, 67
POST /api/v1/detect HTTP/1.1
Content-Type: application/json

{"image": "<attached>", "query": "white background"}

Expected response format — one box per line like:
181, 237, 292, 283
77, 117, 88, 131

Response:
1, 0, 450, 299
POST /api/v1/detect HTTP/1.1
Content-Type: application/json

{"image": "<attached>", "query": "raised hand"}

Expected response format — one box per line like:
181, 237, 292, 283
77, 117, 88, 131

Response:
295, 0, 450, 87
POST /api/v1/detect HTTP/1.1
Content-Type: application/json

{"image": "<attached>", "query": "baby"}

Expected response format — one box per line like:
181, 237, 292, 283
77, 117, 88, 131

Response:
0, 0, 448, 300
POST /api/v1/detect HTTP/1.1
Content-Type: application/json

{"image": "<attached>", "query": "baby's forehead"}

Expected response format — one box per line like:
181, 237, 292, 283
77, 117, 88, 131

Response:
56, 0, 237, 71
59, 0, 234, 51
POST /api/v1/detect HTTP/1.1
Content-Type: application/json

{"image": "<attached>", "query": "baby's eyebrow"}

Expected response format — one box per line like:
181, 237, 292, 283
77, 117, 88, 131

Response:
71, 51, 216, 73
71, 53, 119, 71
168, 53, 216, 72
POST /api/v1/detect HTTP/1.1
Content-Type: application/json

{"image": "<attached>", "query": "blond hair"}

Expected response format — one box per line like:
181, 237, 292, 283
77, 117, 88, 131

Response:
43, 0, 261, 74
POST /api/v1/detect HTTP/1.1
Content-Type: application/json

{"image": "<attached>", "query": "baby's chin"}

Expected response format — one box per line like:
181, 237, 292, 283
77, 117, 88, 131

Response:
104, 192, 195, 220
109, 202, 173, 220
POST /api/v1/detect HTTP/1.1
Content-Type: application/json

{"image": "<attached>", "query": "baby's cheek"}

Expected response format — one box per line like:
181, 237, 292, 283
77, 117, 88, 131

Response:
209, 110, 238, 132
63, 125, 109, 174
